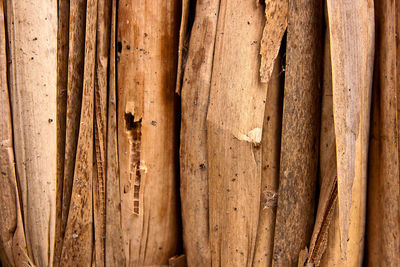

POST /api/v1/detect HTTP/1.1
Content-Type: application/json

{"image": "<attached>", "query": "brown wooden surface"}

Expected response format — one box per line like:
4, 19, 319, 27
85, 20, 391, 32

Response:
117, 0, 180, 265
272, 0, 322, 265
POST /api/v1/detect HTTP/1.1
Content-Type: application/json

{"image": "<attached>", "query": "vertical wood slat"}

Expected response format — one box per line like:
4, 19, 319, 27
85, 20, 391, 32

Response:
117, 0, 180, 265
326, 0, 374, 265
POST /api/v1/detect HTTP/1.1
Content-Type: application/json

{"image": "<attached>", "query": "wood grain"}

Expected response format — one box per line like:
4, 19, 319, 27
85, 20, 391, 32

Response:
326, 1, 374, 265
179, 0, 220, 265
365, 0, 400, 265
206, 1, 266, 266
253, 54, 283, 267
117, 0, 180, 265
6, 0, 58, 265
272, 0, 322, 265
60, 0, 98, 264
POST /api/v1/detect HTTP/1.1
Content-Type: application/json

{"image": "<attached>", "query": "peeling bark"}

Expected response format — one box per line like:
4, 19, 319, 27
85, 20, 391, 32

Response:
326, 1, 374, 265
179, 0, 220, 265
272, 0, 322, 265
60, 0, 98, 264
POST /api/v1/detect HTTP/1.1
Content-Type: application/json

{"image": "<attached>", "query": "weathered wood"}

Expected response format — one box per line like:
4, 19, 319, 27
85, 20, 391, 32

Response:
0, 2, 29, 265
272, 0, 322, 265
6, 0, 58, 265
62, 0, 87, 241
365, 0, 400, 265
326, 1, 374, 265
105, 1, 125, 266
259, 0, 287, 84
93, 1, 111, 266
179, 0, 220, 265
305, 31, 338, 267
117, 0, 180, 265
253, 54, 283, 267
206, 1, 266, 266
60, 0, 98, 264
54, 0, 69, 265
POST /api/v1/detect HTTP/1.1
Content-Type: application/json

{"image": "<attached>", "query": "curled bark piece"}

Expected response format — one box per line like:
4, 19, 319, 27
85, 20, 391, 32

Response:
253, 53, 283, 267
259, 0, 288, 84
6, 0, 58, 265
60, 0, 98, 265
326, 0, 374, 264
206, 1, 267, 266
117, 0, 180, 265
365, 0, 400, 265
180, 0, 220, 266
272, 0, 322, 266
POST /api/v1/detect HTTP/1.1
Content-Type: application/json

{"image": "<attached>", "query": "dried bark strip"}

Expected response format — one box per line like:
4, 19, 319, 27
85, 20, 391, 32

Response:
0, 2, 29, 265
54, 0, 69, 265
175, 0, 189, 95
259, 0, 287, 84
272, 0, 322, 266
326, 1, 374, 265
206, 1, 266, 266
305, 31, 338, 267
118, 0, 180, 265
93, 0, 111, 266
60, 0, 98, 265
179, 0, 220, 265
365, 0, 400, 265
253, 54, 283, 267
105, 0, 125, 265
62, 0, 87, 240
6, 0, 58, 265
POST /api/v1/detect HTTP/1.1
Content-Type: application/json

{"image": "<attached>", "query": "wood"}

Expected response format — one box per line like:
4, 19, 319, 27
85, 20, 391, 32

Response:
206, 1, 266, 266
272, 0, 322, 265
93, 1, 111, 266
179, 0, 220, 265
54, 0, 69, 265
62, 0, 87, 241
253, 54, 283, 267
117, 0, 180, 265
326, 1, 374, 265
6, 0, 58, 265
365, 0, 400, 265
105, 0, 125, 266
60, 0, 98, 264
259, 0, 287, 84
0, 1, 29, 265
304, 30, 338, 267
